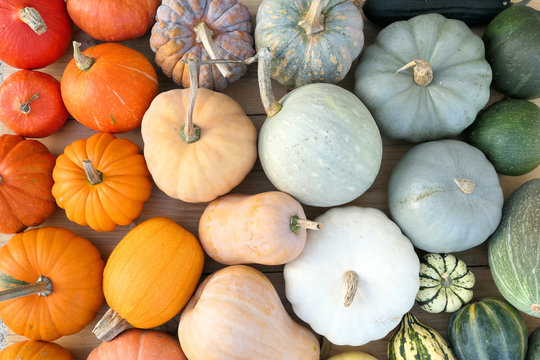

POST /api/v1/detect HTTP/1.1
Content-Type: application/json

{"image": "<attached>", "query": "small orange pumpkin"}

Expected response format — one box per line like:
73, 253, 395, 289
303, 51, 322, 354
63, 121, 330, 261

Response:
0, 227, 104, 341
0, 340, 73, 360
52, 132, 152, 232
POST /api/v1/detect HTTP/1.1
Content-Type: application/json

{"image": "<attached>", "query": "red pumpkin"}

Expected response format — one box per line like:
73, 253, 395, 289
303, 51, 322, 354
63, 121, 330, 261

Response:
0, 70, 68, 138
0, 0, 72, 69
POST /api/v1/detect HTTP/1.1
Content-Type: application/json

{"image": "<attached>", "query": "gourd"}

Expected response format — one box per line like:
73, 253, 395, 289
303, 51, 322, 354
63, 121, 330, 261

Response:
52, 133, 152, 232
61, 41, 159, 133
284, 206, 420, 346
255, 0, 364, 88
0, 135, 56, 234
416, 253, 475, 313
328, 352, 378, 360
0, 227, 104, 341
141, 62, 257, 203
67, 0, 160, 42
0, 0, 72, 69
388, 140, 504, 253
464, 98, 540, 176
257, 48, 382, 207
388, 312, 455, 360
488, 178, 540, 318
198, 191, 321, 265
0, 340, 73, 360
178, 265, 320, 360
150, 0, 254, 90
88, 329, 187, 360
447, 297, 528, 360
528, 326, 540, 360
354, 14, 492, 142
93, 217, 204, 341
483, 5, 540, 99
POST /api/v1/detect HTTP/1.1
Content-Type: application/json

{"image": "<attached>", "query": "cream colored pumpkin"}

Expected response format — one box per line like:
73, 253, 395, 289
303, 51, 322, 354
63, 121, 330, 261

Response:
328, 351, 379, 360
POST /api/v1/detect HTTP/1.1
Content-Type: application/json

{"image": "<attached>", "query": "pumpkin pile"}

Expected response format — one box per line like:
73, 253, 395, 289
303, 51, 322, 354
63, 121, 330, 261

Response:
0, 0, 539, 359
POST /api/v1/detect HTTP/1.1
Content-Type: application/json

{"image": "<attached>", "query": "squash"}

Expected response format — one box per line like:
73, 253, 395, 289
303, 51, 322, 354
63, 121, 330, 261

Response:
88, 329, 187, 360
0, 340, 73, 360
0, 0, 72, 69
198, 191, 320, 265
447, 297, 528, 360
488, 178, 540, 318
61, 41, 159, 133
150, 0, 254, 91
464, 99, 540, 176
178, 265, 320, 360
416, 253, 475, 313
0, 135, 56, 234
141, 61, 257, 203
52, 133, 152, 232
528, 326, 540, 360
284, 206, 420, 346
255, 0, 364, 88
67, 0, 160, 42
257, 48, 382, 207
388, 140, 504, 253
0, 227, 104, 341
354, 13, 492, 142
93, 217, 204, 341
328, 351, 378, 360
483, 5, 540, 99
388, 312, 455, 360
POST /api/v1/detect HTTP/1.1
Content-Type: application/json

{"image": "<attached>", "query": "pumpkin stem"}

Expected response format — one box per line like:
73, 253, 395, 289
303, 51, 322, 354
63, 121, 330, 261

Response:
257, 48, 281, 117
299, 0, 325, 36
532, 304, 540, 313
0, 276, 52, 301
92, 307, 131, 342
19, 7, 47, 35
441, 273, 453, 287
182, 61, 202, 143
343, 270, 358, 307
193, 22, 233, 78
19, 93, 40, 115
73, 41, 95, 72
454, 178, 475, 194
396, 60, 433, 86
83, 159, 103, 185
290, 216, 322, 234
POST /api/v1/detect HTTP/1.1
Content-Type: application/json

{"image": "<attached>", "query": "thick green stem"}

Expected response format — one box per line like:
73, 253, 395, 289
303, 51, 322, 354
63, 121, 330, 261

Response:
73, 41, 94, 71
19, 93, 39, 114
182, 61, 201, 143
193, 22, 232, 78
83, 159, 103, 185
257, 48, 281, 117
19, 7, 47, 35
299, 0, 325, 36
0, 276, 52, 301
396, 60, 433, 86
92, 307, 130, 342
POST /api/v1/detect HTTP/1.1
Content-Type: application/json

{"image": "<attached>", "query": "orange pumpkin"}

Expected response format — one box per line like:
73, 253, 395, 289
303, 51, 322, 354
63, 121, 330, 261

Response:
88, 329, 187, 360
93, 217, 204, 341
61, 41, 158, 133
52, 133, 152, 232
0, 134, 56, 234
0, 227, 104, 341
0, 340, 73, 360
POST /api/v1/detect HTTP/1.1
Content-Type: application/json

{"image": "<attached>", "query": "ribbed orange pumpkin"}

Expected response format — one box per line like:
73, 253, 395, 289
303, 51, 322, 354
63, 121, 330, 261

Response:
0, 340, 73, 360
0, 227, 104, 341
52, 133, 152, 232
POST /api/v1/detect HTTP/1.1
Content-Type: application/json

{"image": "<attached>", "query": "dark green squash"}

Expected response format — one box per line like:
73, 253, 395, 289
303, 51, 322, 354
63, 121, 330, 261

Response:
527, 326, 540, 360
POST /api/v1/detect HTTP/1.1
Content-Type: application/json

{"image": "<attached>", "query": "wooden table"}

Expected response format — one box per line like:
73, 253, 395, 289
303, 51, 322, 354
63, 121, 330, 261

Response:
1, 1, 539, 358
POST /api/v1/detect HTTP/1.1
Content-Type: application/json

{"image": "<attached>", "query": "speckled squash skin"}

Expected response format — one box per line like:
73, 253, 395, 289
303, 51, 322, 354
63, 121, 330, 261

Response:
255, 0, 364, 88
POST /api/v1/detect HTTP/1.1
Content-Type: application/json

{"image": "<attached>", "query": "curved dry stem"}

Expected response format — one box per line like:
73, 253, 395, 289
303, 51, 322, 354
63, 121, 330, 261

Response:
299, 0, 325, 36
257, 48, 281, 117
343, 270, 359, 307
182, 61, 201, 144
396, 60, 433, 86
454, 178, 475, 194
73, 41, 94, 71
19, 7, 47, 35
194, 22, 232, 78
19, 93, 39, 115
0, 276, 52, 301
83, 159, 103, 185
92, 308, 130, 342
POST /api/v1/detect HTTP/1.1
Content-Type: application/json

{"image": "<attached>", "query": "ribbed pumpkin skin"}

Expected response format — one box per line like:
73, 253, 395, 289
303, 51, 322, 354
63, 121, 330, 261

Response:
255, 0, 364, 88
388, 312, 455, 360
88, 329, 186, 360
447, 297, 528, 360
527, 326, 540, 360
0, 227, 104, 341
103, 217, 204, 328
488, 178, 540, 318
0, 340, 73, 360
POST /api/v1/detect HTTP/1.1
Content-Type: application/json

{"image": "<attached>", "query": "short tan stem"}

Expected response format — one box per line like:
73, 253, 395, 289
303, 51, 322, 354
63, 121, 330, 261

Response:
442, 273, 452, 287
532, 304, 540, 313
83, 159, 103, 185
396, 60, 433, 86
19, 93, 39, 114
92, 308, 131, 341
258, 48, 281, 117
19, 7, 47, 35
295, 219, 322, 230
454, 178, 475, 194
343, 270, 358, 307
0, 276, 52, 301
182, 61, 201, 143
194, 22, 232, 78
73, 41, 94, 72
299, 0, 325, 36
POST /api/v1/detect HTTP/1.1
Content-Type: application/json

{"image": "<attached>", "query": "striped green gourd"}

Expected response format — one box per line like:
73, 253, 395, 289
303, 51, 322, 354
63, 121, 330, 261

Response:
388, 312, 456, 359
527, 326, 540, 360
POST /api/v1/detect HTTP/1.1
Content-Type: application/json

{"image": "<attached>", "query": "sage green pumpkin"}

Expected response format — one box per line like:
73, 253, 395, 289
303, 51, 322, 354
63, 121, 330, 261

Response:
527, 326, 540, 360
255, 0, 364, 88
388, 140, 503, 253
354, 14, 492, 142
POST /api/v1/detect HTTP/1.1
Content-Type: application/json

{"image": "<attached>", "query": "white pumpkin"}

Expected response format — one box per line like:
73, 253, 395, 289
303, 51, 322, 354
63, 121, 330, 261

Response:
284, 206, 420, 346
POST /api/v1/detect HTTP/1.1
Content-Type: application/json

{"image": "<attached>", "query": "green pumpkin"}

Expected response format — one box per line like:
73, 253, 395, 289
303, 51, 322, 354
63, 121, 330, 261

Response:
354, 14, 492, 142
255, 0, 364, 88
527, 326, 540, 360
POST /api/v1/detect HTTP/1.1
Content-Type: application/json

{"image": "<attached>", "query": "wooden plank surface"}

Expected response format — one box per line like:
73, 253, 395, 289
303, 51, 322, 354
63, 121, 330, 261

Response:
1, 0, 539, 358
